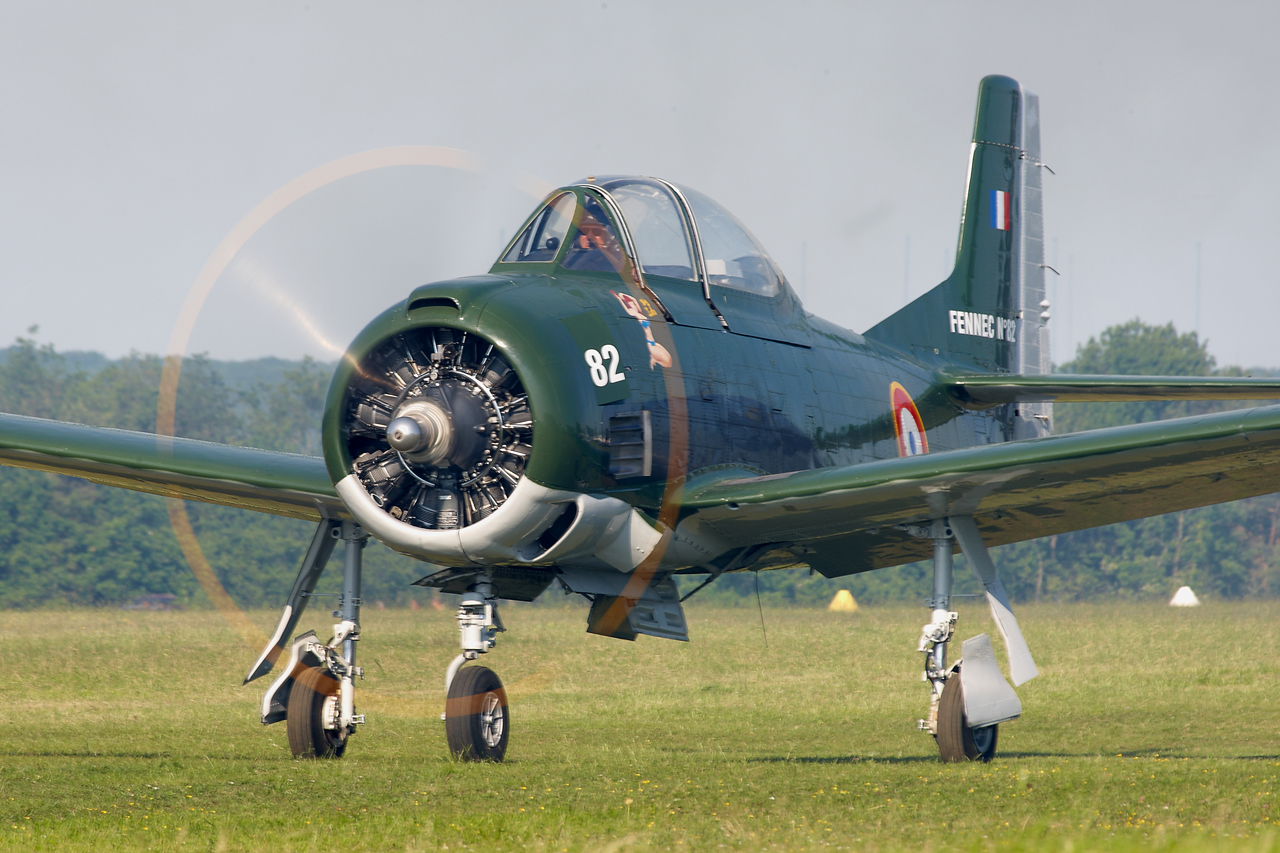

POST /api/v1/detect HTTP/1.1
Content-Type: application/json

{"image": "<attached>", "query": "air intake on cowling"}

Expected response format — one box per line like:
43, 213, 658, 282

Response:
342, 328, 533, 530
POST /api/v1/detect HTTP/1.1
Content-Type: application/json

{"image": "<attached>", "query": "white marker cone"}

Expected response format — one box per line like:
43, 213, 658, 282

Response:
828, 590, 859, 612
1170, 586, 1200, 607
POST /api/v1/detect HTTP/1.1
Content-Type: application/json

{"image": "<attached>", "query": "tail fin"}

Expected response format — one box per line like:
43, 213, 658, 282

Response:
866, 75, 1050, 387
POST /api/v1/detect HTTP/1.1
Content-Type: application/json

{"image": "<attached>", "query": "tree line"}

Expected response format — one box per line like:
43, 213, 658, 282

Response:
0, 336, 426, 609
0, 319, 1276, 611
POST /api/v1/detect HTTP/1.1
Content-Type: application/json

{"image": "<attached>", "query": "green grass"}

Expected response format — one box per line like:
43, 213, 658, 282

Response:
1, 600, 1278, 852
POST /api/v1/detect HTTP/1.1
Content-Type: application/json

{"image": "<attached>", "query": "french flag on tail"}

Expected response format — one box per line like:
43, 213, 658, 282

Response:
990, 189, 1011, 231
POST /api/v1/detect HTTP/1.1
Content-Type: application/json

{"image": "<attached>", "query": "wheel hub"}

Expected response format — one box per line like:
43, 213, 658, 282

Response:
479, 691, 504, 748
321, 693, 341, 731
971, 724, 996, 754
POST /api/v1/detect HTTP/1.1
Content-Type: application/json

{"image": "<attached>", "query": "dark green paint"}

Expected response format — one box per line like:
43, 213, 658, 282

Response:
680, 402, 1280, 577
323, 253, 988, 509
559, 311, 631, 405
866, 75, 1022, 371
0, 411, 339, 520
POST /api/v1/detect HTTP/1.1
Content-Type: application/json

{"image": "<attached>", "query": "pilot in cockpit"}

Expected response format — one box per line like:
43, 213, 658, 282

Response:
561, 199, 626, 274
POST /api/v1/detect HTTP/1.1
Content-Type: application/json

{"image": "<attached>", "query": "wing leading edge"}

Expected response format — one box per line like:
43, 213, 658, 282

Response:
0, 412, 343, 521
677, 403, 1280, 578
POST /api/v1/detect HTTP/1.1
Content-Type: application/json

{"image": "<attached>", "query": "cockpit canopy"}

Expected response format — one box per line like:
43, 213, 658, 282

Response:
497, 176, 786, 298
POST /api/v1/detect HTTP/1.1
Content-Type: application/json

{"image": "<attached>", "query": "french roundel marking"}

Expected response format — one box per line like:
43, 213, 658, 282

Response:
890, 381, 929, 457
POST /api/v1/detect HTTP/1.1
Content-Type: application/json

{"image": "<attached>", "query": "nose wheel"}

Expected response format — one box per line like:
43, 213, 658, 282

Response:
444, 665, 509, 761
441, 579, 509, 761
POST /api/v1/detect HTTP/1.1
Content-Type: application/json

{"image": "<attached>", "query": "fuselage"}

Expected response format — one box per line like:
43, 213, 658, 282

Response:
320, 179, 1015, 576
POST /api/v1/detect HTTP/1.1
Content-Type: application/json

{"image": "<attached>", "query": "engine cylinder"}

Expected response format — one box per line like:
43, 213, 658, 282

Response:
341, 327, 534, 530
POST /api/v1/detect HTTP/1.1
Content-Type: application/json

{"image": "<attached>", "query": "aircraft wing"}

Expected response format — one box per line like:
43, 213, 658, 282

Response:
0, 412, 343, 521
944, 373, 1280, 406
678, 403, 1280, 578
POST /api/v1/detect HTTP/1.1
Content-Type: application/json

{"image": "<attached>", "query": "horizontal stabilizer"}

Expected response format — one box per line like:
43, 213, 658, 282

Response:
946, 373, 1280, 407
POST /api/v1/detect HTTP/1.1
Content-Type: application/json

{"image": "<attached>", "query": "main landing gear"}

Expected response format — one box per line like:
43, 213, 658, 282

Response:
248, 519, 369, 759
915, 520, 996, 762
442, 579, 509, 761
910, 517, 1033, 763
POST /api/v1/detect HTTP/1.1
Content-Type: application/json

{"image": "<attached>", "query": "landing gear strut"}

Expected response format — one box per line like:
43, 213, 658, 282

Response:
914, 520, 999, 763
250, 520, 369, 759
285, 521, 368, 758
443, 579, 509, 761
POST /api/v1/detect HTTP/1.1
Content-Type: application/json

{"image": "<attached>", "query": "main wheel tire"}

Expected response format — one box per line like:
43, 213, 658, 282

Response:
935, 672, 998, 763
287, 666, 347, 759
444, 666, 509, 762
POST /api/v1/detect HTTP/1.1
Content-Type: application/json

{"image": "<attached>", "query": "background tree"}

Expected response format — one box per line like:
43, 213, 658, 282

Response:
0, 340, 427, 609
1053, 319, 1260, 433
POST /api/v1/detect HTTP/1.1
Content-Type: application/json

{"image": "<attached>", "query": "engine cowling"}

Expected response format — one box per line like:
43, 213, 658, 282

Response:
328, 320, 662, 570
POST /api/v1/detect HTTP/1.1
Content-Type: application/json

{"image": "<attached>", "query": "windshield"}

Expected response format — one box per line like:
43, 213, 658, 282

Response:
500, 192, 576, 263
679, 185, 784, 297
601, 179, 696, 281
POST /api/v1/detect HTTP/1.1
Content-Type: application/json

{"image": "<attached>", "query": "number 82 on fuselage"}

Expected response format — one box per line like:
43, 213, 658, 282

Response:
584, 345, 625, 387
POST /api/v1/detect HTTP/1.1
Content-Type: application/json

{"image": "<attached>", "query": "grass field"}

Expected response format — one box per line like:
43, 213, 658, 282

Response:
1, 599, 1277, 852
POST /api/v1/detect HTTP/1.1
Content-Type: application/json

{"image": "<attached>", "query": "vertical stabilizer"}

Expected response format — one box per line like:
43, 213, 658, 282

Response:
866, 75, 1052, 436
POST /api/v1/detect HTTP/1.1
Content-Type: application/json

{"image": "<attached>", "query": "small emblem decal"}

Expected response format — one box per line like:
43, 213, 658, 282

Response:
890, 382, 929, 457
989, 189, 1011, 231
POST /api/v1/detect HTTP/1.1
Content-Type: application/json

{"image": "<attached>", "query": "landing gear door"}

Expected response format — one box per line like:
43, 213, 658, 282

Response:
959, 634, 1022, 727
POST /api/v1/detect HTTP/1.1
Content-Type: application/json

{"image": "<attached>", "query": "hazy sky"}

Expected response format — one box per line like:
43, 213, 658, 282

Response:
3, 2, 1278, 367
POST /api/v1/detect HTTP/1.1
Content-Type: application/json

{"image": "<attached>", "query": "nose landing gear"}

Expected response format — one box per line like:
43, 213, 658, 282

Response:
442, 580, 509, 761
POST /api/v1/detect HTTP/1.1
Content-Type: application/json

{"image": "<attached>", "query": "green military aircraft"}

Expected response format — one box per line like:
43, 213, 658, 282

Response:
4, 75, 1280, 764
